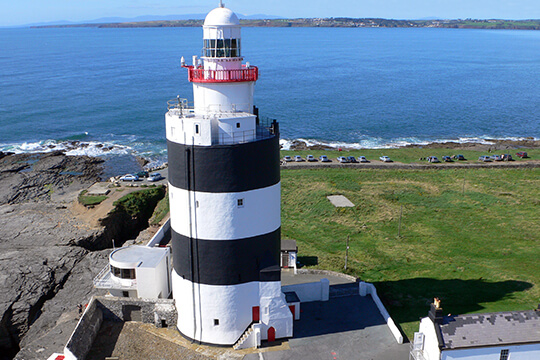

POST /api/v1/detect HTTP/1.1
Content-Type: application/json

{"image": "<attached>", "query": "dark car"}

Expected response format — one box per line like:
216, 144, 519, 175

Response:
442, 156, 453, 162
502, 154, 513, 161
136, 171, 149, 178
454, 154, 466, 161
347, 156, 358, 163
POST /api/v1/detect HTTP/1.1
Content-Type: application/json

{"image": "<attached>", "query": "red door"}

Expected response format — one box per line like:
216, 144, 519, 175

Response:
252, 306, 260, 322
289, 305, 295, 318
267, 326, 275, 342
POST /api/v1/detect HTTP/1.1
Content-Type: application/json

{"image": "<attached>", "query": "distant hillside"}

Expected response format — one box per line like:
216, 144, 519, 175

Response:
31, 18, 540, 30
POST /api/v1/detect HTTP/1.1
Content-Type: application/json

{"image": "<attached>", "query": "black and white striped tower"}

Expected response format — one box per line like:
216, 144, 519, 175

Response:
166, 2, 293, 345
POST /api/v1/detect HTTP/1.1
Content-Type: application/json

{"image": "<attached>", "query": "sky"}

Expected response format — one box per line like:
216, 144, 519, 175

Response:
1, 0, 539, 27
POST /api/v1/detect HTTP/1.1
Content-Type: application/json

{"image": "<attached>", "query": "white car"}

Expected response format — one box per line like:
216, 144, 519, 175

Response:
306, 154, 317, 162
337, 156, 349, 163
283, 156, 292, 162
147, 173, 163, 182
120, 174, 139, 181
319, 155, 331, 162
359, 156, 369, 163
294, 155, 304, 162
379, 156, 392, 162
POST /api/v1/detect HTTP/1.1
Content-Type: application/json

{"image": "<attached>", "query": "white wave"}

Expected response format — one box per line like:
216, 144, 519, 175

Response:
0, 140, 132, 157
279, 135, 539, 150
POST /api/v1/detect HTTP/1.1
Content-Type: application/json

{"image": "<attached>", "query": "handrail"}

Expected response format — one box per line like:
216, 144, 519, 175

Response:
183, 65, 258, 83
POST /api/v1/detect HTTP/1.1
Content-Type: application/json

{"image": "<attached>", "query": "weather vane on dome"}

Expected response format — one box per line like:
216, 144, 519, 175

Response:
219, 0, 224, 8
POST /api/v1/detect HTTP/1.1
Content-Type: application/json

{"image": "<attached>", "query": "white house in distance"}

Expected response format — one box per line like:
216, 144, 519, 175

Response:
411, 299, 540, 360
93, 245, 171, 299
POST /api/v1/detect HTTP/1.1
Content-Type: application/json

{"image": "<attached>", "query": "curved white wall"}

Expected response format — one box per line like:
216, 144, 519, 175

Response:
173, 272, 259, 344
169, 182, 280, 240
194, 82, 254, 113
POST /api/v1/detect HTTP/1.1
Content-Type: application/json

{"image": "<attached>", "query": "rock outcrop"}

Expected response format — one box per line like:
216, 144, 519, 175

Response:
0, 152, 164, 360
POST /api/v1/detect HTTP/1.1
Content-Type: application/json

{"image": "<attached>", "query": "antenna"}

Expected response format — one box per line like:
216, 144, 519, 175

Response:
219, 0, 224, 8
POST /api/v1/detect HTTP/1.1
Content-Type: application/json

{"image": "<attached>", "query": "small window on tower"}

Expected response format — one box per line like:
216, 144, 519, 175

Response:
214, 319, 219, 326
499, 349, 509, 360
236, 122, 240, 128
237, 199, 244, 208
194, 124, 200, 134
170, 127, 175, 137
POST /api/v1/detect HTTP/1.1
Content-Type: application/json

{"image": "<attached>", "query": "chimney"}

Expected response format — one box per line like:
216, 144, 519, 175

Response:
429, 297, 444, 324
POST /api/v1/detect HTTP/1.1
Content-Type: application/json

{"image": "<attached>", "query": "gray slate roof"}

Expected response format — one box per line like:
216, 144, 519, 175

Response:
439, 309, 540, 350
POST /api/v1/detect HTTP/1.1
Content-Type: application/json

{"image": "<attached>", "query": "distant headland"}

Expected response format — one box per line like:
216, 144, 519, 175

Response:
31, 18, 540, 30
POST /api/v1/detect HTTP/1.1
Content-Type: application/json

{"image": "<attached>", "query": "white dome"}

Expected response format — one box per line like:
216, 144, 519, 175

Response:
204, 7, 240, 26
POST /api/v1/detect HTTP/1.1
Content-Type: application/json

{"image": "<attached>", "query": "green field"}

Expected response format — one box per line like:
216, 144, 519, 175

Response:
280, 158, 539, 340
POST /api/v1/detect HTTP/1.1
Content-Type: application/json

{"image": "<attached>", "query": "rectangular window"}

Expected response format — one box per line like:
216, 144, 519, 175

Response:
122, 291, 129, 298
214, 319, 219, 326
499, 349, 509, 360
237, 198, 244, 207
195, 201, 199, 208
170, 127, 175, 137
194, 124, 200, 134
236, 122, 241, 128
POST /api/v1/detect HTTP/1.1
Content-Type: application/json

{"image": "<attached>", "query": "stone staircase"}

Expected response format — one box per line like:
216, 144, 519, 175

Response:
233, 323, 257, 350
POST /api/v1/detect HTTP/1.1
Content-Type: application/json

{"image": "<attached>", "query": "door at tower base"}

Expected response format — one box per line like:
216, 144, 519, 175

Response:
172, 275, 292, 344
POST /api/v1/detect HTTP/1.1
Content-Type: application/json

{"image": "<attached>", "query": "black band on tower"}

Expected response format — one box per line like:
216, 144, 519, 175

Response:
167, 135, 280, 193
171, 228, 281, 285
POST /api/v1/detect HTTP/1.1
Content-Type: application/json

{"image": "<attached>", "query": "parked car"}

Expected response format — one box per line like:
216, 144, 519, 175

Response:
120, 174, 139, 181
516, 151, 528, 158
358, 156, 369, 163
442, 156, 453, 162
427, 156, 440, 163
502, 154, 513, 161
478, 156, 492, 162
136, 171, 149, 178
283, 155, 292, 162
306, 154, 317, 162
294, 155, 304, 162
319, 155, 331, 162
379, 156, 392, 162
455, 154, 466, 161
337, 156, 349, 163
147, 173, 163, 182
490, 155, 502, 161
347, 156, 358, 163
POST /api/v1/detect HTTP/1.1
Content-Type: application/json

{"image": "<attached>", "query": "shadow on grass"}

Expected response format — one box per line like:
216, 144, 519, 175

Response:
297, 256, 318, 266
372, 278, 533, 331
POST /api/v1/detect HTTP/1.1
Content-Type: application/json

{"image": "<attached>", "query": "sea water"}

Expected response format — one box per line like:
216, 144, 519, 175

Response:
0, 26, 538, 162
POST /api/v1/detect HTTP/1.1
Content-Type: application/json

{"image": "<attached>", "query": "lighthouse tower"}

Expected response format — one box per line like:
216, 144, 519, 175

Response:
165, 2, 293, 346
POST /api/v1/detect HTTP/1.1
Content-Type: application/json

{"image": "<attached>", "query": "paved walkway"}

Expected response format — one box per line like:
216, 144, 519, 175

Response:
245, 293, 409, 360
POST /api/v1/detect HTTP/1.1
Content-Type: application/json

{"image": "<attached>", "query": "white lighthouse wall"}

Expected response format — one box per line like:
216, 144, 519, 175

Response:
172, 272, 260, 344
203, 57, 243, 71
193, 82, 254, 113
166, 113, 214, 146
169, 183, 280, 240
203, 26, 241, 40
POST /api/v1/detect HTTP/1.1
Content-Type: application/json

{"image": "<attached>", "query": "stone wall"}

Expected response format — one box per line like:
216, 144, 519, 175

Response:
96, 296, 177, 328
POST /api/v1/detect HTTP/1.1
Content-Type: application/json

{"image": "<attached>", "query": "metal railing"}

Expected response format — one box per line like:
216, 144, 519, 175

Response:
183, 65, 258, 83
93, 265, 137, 290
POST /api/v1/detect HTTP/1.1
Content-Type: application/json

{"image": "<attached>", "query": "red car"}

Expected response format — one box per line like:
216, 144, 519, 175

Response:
516, 151, 528, 158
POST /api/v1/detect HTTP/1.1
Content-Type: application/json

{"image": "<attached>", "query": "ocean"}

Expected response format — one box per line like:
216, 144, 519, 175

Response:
0, 26, 539, 168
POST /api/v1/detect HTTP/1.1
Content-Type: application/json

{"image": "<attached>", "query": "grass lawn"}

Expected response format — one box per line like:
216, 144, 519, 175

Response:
280, 165, 540, 340
78, 190, 107, 206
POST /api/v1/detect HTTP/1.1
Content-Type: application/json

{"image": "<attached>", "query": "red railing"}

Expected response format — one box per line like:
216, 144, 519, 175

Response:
184, 65, 258, 83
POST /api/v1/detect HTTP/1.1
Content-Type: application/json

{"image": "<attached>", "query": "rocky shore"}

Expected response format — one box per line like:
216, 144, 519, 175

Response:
286, 138, 540, 151
0, 152, 163, 360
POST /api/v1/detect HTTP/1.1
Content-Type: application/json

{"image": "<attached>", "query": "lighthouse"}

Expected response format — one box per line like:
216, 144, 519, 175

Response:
165, 2, 293, 346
